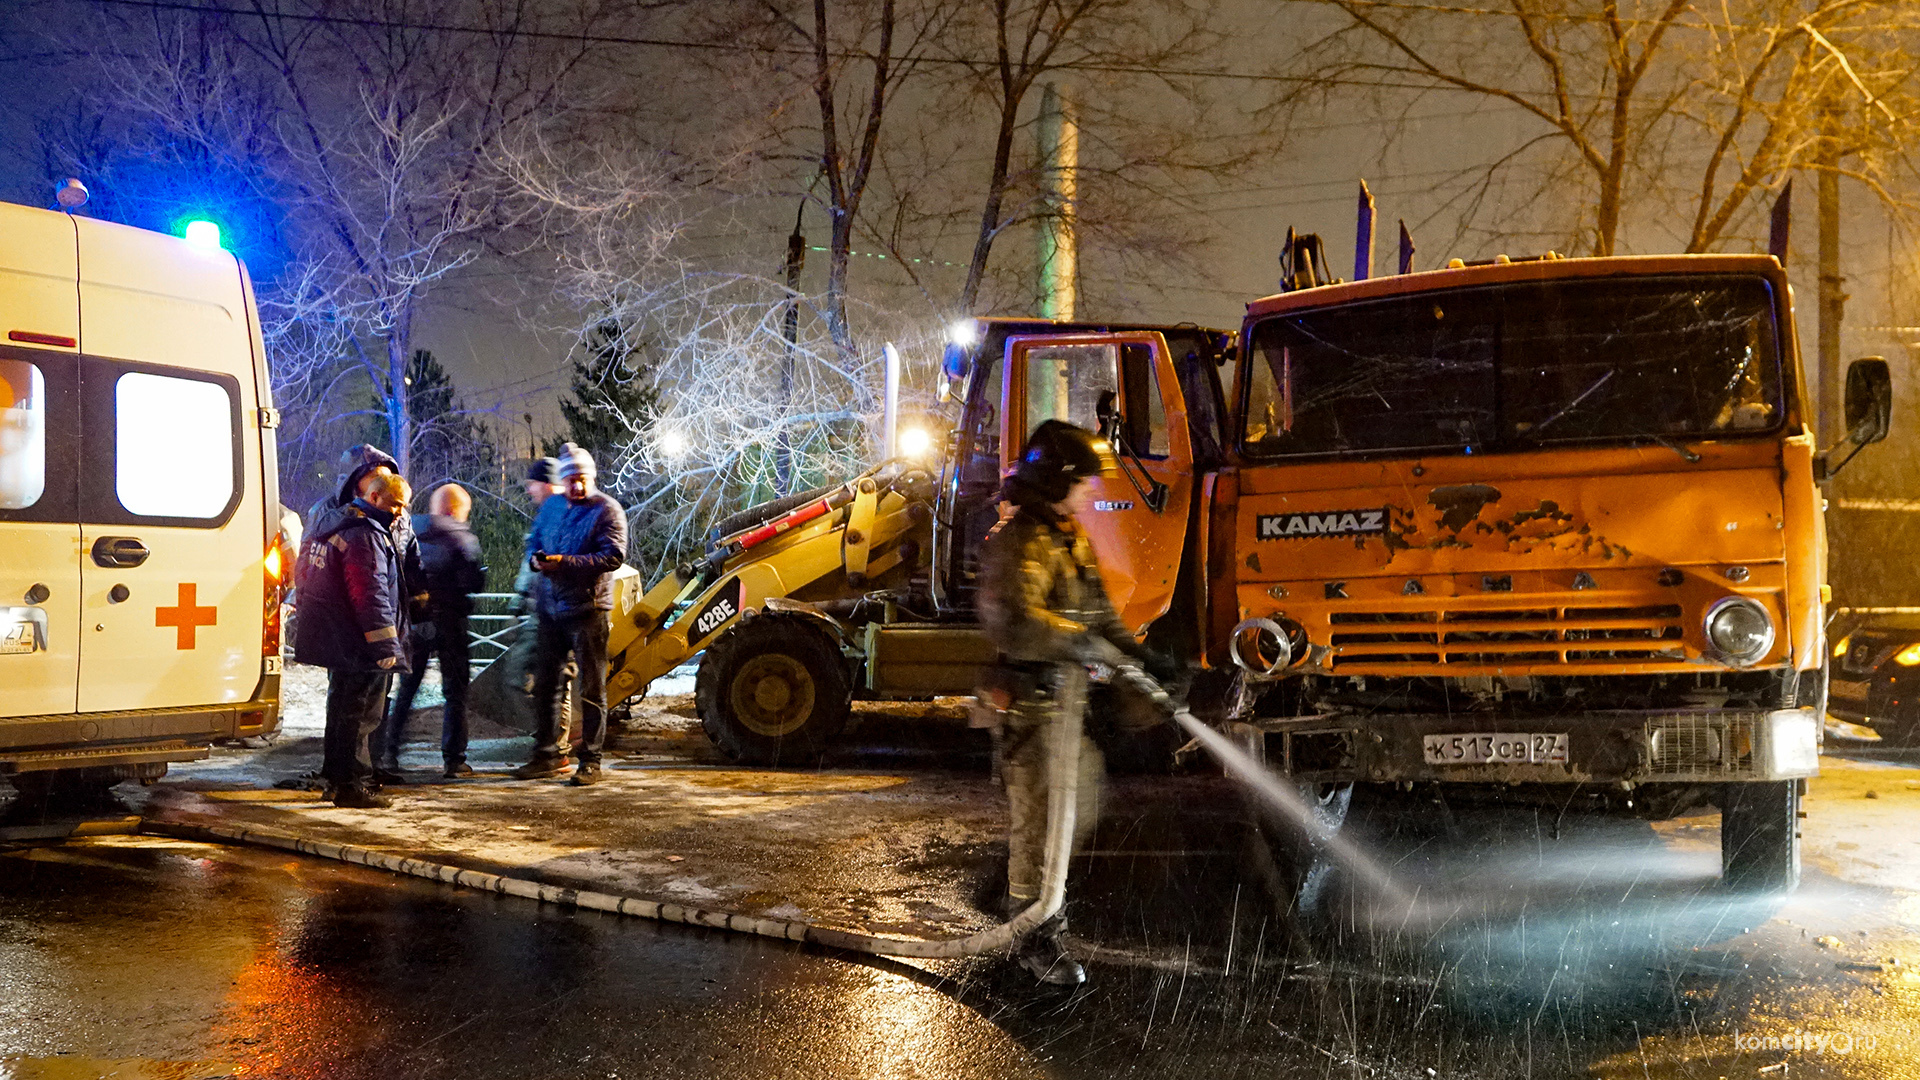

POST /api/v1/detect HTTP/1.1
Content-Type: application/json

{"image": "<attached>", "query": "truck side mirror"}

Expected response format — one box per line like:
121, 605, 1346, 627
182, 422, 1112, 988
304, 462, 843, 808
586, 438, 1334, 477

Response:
1845, 357, 1891, 446
1094, 389, 1119, 441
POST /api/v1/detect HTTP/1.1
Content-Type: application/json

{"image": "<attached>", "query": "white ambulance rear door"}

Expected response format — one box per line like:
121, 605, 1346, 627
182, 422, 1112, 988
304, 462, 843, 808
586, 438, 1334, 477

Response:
74, 218, 264, 713
0, 205, 82, 719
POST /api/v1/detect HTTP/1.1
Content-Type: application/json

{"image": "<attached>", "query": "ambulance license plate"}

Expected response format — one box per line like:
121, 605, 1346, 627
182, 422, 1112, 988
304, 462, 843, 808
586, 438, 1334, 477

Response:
1, 609, 41, 655
1423, 732, 1569, 765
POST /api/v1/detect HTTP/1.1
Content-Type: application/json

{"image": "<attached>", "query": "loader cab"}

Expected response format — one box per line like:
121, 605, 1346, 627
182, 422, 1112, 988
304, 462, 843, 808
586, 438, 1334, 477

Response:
1, 200, 282, 792
933, 318, 1231, 631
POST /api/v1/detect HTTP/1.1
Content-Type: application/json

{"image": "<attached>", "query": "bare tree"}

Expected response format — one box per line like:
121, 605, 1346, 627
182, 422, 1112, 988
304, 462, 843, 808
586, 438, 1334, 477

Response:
941, 0, 1224, 312
727, 0, 962, 357
1278, 0, 1920, 255
75, 0, 610, 476
500, 122, 941, 569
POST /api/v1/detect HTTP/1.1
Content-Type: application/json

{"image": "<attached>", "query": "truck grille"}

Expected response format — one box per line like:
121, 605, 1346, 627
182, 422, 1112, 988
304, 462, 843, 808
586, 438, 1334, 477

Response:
1328, 605, 1684, 669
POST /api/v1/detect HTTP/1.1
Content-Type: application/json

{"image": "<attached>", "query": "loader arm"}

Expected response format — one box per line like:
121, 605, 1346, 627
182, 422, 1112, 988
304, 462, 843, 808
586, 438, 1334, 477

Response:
603, 467, 933, 705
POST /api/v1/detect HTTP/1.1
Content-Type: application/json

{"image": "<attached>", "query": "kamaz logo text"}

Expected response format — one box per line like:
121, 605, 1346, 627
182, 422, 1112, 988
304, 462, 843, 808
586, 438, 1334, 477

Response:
1093, 500, 1133, 512
1257, 508, 1388, 540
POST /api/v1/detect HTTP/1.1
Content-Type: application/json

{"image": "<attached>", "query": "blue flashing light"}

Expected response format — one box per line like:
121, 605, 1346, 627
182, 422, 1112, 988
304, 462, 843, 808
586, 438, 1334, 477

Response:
182, 220, 223, 250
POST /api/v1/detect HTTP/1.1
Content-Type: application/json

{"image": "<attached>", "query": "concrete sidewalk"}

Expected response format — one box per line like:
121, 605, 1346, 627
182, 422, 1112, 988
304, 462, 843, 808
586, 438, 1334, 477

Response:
139, 688, 1023, 940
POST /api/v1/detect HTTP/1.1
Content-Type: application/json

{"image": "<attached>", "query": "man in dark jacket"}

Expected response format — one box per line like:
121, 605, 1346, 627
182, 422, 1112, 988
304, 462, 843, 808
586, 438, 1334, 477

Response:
377, 483, 488, 779
293, 466, 414, 809
513, 443, 627, 785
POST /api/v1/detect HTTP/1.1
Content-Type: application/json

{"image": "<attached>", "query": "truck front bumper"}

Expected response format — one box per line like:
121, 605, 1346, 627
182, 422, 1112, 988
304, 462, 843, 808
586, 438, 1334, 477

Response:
1261, 707, 1820, 785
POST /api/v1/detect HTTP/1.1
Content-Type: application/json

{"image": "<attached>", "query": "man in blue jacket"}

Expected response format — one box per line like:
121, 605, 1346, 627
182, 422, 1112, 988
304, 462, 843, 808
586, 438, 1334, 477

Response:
294, 465, 414, 808
514, 444, 628, 784
377, 483, 489, 779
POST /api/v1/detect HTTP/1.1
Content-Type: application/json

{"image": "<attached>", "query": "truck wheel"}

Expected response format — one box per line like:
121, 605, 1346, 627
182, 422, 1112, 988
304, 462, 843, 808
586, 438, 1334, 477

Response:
1251, 781, 1355, 917
1720, 780, 1801, 892
696, 617, 850, 766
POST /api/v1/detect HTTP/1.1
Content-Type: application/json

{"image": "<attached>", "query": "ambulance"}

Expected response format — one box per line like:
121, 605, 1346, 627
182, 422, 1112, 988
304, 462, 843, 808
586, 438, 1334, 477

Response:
1, 198, 284, 799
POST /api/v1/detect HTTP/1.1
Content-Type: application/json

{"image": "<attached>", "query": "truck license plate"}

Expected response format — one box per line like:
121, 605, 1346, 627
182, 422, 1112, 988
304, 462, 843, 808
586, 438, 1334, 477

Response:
1423, 732, 1569, 765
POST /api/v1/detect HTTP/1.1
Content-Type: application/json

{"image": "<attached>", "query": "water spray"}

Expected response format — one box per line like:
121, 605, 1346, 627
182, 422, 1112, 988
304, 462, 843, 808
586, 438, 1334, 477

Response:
1168, 710, 1408, 905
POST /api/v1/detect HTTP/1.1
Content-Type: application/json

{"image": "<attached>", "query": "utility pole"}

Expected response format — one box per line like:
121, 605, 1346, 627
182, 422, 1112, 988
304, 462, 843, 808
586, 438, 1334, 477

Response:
776, 204, 806, 497
1817, 98, 1848, 449
1036, 82, 1078, 321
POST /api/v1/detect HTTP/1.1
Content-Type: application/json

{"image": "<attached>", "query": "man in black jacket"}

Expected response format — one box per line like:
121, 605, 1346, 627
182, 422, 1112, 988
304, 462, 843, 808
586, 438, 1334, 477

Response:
513, 443, 627, 785
377, 483, 488, 779
294, 465, 414, 809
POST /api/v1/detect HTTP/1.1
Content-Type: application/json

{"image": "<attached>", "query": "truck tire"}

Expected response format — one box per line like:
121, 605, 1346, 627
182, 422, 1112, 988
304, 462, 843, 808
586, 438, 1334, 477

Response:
1720, 780, 1801, 892
697, 616, 851, 766
1251, 781, 1355, 917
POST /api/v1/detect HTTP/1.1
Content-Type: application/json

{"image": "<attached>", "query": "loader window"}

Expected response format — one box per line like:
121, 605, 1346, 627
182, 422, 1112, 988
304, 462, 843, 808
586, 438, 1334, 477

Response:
0, 358, 45, 510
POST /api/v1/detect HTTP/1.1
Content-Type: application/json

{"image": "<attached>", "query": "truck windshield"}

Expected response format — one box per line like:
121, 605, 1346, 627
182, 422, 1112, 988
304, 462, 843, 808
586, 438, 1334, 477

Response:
1242, 275, 1784, 459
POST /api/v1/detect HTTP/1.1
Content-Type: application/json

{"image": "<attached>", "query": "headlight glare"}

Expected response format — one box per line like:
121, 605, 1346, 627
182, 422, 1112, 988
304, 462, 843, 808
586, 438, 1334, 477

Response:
1893, 642, 1920, 667
1703, 596, 1774, 666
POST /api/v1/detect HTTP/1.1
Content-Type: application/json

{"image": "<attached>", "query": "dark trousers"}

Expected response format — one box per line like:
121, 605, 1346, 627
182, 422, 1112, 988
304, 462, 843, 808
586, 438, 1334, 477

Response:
530, 611, 609, 763
377, 609, 472, 767
322, 670, 392, 788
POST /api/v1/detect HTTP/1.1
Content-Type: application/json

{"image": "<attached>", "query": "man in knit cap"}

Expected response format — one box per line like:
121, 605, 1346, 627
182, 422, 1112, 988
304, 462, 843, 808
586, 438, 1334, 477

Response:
512, 443, 628, 784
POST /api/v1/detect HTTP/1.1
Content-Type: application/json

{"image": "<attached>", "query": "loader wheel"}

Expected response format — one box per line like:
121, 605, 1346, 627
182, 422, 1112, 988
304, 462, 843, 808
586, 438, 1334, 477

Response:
697, 616, 850, 766
1720, 780, 1801, 892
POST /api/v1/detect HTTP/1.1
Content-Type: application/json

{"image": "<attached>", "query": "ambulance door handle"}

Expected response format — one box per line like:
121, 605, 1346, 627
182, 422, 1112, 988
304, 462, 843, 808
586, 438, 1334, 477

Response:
91, 536, 150, 568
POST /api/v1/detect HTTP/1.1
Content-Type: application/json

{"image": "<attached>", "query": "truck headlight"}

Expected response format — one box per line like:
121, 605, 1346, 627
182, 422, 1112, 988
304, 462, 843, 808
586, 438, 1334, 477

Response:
1704, 597, 1773, 666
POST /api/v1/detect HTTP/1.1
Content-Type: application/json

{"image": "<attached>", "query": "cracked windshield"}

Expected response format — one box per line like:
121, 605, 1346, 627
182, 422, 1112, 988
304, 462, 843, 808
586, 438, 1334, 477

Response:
1245, 275, 1784, 458
4, 2, 1919, 1079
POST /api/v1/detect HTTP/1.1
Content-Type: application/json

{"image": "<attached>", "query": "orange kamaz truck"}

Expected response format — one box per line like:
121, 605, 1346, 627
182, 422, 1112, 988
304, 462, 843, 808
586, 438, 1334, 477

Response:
1193, 247, 1889, 893
578, 239, 1883, 894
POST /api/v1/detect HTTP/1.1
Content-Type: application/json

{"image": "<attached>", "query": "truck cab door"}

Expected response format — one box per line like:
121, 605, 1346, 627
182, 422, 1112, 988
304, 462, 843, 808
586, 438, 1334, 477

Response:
1001, 332, 1193, 635
0, 211, 82, 719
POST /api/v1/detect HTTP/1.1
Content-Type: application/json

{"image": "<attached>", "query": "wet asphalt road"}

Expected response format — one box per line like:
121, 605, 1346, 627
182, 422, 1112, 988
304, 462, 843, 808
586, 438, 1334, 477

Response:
4, 754, 1919, 1079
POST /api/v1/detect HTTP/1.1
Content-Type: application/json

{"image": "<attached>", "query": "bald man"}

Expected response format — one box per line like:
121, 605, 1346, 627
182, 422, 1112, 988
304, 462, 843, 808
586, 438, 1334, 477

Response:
378, 483, 488, 779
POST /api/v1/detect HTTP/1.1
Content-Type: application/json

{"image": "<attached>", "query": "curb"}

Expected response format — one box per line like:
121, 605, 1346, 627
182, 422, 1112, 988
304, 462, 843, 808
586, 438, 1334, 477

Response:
140, 817, 935, 954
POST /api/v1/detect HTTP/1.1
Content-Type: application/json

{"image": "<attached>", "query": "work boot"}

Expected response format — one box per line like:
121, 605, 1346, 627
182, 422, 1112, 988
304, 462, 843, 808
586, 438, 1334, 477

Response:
570, 760, 602, 786
1016, 913, 1086, 987
372, 766, 408, 786
331, 784, 391, 810
512, 755, 572, 780
443, 761, 475, 779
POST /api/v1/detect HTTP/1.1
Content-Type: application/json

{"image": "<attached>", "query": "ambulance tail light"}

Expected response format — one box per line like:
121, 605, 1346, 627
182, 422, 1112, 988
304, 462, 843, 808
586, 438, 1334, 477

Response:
263, 530, 292, 657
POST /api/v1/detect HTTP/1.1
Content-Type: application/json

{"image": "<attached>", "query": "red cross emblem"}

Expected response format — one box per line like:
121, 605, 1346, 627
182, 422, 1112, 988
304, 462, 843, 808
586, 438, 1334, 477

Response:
155, 583, 218, 650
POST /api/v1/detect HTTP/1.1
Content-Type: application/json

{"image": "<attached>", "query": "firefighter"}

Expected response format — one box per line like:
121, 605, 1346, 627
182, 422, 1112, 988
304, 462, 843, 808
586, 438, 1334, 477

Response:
293, 465, 414, 809
976, 419, 1144, 987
